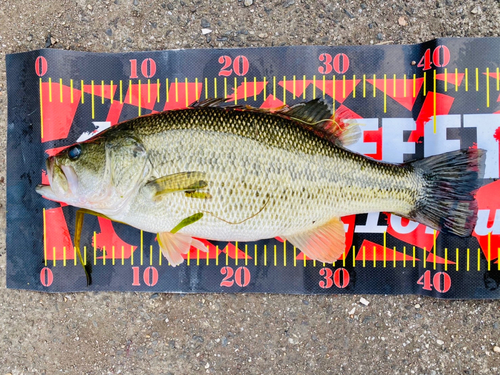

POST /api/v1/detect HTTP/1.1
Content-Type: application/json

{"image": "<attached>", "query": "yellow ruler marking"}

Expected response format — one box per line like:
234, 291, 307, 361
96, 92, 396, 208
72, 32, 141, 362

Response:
444, 68, 448, 91
121, 246, 124, 266
313, 259, 316, 267
383, 74, 387, 113
456, 248, 459, 271
245, 244, 248, 266
81, 79, 85, 104
403, 246, 406, 267
48, 77, 52, 102
342, 75, 345, 98
433, 70, 437, 133
343, 251, 346, 267
352, 246, 356, 267
363, 74, 366, 97
63, 246, 66, 267
393, 246, 396, 268
293, 246, 297, 267
283, 241, 287, 267
110, 80, 114, 104
283, 76, 286, 104
373, 246, 376, 268
352, 74, 356, 98
157, 78, 160, 102
244, 76, 247, 101
475, 67, 479, 91
254, 244, 258, 266
59, 78, 63, 102
234, 77, 238, 105
373, 74, 376, 97
187, 247, 190, 266
393, 73, 396, 96
413, 74, 416, 97
273, 76, 276, 99
213, 77, 217, 98
488, 232, 491, 271
274, 244, 277, 266
70, 79, 74, 103
131, 244, 134, 265
91, 80, 95, 119
39, 78, 44, 140
477, 248, 481, 271
129, 80, 132, 104
235, 241, 238, 266
185, 77, 189, 107
138, 80, 142, 114
293, 75, 296, 99
225, 244, 229, 265
206, 246, 209, 266
465, 68, 469, 91
112, 246, 115, 266
423, 71, 426, 96
52, 247, 56, 267
159, 245, 162, 266
383, 231, 387, 268
120, 80, 123, 103
497, 67, 500, 91
362, 246, 366, 267
140, 230, 144, 266
93, 231, 97, 266
216, 245, 219, 266
166, 78, 169, 102
332, 75, 336, 111
433, 230, 437, 270
455, 68, 458, 91
412, 246, 416, 267
196, 248, 200, 266
423, 247, 427, 268
467, 248, 470, 271
205, 77, 208, 99
74, 247, 77, 266
303, 252, 307, 267
175, 77, 179, 102
302, 75, 306, 99
253, 77, 257, 101
84, 246, 87, 266
150, 245, 153, 266
323, 75, 326, 98
264, 244, 267, 266
313, 75, 316, 99
101, 80, 105, 104
224, 77, 227, 98
486, 67, 490, 108
147, 79, 151, 103
403, 74, 407, 97
102, 246, 106, 265
498, 248, 500, 271
263, 76, 266, 99
444, 248, 448, 271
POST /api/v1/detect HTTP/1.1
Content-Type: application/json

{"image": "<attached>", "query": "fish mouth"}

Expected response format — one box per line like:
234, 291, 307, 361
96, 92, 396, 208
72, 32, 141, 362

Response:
36, 157, 78, 200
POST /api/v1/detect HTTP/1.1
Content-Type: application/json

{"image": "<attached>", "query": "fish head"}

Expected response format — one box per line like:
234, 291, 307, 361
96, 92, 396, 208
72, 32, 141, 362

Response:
36, 134, 149, 213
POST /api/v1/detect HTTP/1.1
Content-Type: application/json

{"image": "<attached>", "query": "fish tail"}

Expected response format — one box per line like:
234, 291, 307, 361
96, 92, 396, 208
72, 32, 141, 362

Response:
408, 148, 485, 237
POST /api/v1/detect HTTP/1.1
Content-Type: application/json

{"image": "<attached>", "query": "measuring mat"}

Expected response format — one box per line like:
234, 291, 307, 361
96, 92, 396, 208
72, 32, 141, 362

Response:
6, 38, 500, 297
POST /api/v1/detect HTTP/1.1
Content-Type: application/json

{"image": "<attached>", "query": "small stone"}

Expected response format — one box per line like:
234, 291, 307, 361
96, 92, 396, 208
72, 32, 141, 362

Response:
471, 5, 481, 14
150, 293, 159, 299
221, 337, 228, 347
201, 28, 212, 35
302, 299, 309, 305
415, 304, 421, 309
205, 363, 210, 369
359, 297, 369, 306
27, 35, 33, 41
205, 34, 211, 43
244, 0, 253, 6
201, 19, 210, 28
283, 0, 295, 8
344, 9, 355, 19
494, 346, 500, 353
437, 339, 444, 345
376, 33, 384, 41
133, 0, 139, 5
348, 307, 356, 315
45, 33, 52, 48
167, 3, 174, 10
258, 33, 268, 39
398, 16, 407, 26
105, 29, 112, 36
87, 4, 93, 10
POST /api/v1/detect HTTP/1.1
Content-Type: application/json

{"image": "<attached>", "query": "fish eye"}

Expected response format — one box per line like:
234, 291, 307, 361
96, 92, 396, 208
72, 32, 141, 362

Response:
68, 145, 82, 160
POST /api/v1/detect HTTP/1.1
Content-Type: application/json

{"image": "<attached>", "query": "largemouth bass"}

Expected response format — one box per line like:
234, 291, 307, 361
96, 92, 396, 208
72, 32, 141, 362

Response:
36, 99, 485, 267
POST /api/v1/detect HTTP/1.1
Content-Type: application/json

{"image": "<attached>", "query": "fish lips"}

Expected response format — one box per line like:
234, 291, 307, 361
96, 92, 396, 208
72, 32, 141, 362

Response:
36, 157, 79, 200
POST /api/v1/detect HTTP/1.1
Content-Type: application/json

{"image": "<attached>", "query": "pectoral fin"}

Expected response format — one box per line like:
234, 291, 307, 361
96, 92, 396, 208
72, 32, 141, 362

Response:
282, 217, 346, 263
146, 171, 208, 198
157, 212, 207, 266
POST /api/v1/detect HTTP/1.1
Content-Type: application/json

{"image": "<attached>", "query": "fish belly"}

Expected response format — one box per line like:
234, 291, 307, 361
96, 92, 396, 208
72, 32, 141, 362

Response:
121, 129, 416, 240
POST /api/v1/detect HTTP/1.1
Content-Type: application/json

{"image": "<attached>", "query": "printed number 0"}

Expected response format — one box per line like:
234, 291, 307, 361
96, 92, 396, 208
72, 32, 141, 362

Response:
40, 267, 53, 287
220, 266, 251, 287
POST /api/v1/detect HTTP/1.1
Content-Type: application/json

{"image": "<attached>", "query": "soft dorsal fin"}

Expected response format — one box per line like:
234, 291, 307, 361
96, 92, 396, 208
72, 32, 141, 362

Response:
189, 98, 360, 147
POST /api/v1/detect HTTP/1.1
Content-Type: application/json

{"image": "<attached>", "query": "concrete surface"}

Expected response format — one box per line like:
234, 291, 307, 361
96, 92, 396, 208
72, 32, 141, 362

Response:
1, 0, 500, 373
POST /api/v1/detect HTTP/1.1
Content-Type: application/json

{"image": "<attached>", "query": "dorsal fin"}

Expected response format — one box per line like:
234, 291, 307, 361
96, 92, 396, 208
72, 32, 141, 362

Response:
188, 98, 361, 147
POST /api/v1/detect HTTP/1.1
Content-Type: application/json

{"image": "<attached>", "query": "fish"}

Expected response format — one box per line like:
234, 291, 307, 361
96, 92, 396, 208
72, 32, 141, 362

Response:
36, 98, 485, 270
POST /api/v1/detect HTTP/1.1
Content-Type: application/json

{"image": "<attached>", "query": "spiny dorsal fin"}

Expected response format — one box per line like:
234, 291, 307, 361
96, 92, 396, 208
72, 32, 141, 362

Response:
188, 98, 361, 147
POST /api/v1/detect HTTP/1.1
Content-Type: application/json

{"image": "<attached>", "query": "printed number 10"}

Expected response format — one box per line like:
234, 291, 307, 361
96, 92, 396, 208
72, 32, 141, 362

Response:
129, 58, 157, 79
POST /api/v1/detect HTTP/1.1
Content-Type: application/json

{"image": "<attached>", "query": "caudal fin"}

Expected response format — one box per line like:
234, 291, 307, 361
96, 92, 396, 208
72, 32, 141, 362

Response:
409, 148, 485, 237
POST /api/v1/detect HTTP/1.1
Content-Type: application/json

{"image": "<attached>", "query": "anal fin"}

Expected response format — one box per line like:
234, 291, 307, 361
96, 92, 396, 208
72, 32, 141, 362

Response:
283, 217, 346, 263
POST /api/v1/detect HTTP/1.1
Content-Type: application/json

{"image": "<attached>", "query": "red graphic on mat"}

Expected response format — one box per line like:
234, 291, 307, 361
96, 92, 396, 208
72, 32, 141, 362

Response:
473, 180, 500, 261
279, 80, 313, 99
436, 72, 464, 87
43, 207, 73, 260
227, 81, 266, 101
355, 239, 418, 262
367, 77, 424, 111
181, 239, 252, 261
41, 82, 82, 142
313, 79, 360, 104
408, 92, 455, 143
163, 82, 203, 111
92, 218, 137, 259
387, 215, 437, 253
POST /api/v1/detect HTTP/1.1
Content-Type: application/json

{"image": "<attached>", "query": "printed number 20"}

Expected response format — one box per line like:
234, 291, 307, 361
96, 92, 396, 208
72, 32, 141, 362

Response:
218, 55, 249, 77
220, 266, 251, 287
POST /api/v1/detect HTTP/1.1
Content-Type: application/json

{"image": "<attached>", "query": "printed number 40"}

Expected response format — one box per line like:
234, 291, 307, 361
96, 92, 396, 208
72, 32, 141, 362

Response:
417, 270, 451, 293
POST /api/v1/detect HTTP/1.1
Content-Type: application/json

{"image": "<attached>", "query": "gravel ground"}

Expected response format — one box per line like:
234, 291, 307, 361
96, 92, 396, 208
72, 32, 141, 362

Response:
1, 0, 500, 373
